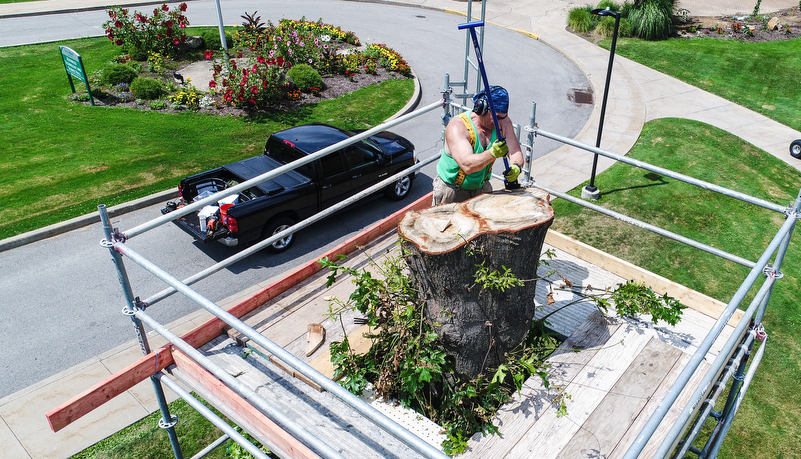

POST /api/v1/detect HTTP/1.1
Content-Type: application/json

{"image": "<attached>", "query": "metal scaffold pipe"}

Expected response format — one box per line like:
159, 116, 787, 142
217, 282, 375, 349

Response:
533, 127, 789, 214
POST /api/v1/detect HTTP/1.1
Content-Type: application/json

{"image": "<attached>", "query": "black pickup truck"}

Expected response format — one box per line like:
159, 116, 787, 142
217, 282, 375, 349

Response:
163, 123, 417, 252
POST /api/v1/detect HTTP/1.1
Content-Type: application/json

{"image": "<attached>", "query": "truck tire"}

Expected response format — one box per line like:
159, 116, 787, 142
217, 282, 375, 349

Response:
262, 216, 296, 253
791, 139, 801, 159
384, 175, 413, 201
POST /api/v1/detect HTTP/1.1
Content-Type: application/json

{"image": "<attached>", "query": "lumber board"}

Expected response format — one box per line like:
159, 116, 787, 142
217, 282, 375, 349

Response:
504, 321, 654, 458
545, 230, 744, 326
555, 338, 684, 458
462, 311, 621, 458
171, 348, 321, 459
45, 347, 172, 433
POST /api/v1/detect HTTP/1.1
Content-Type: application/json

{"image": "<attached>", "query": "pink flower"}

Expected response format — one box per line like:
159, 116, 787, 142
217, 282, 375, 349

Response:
308, 59, 312, 64
180, 23, 186, 28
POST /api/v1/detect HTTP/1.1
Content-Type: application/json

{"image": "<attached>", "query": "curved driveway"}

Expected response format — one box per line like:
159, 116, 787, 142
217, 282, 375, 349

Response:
0, 0, 591, 397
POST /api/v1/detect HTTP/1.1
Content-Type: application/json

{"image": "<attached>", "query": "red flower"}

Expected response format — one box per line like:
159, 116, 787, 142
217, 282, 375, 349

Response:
180, 23, 186, 29
162, 4, 169, 11
153, 8, 159, 15
121, 8, 128, 15
204, 50, 214, 59
250, 86, 258, 94
276, 56, 285, 67
257, 55, 265, 64
157, 33, 163, 39
249, 97, 256, 105
108, 10, 115, 18
115, 20, 122, 28
115, 39, 123, 46
173, 38, 180, 45
252, 64, 258, 73
209, 81, 216, 88
165, 20, 173, 27
179, 3, 187, 11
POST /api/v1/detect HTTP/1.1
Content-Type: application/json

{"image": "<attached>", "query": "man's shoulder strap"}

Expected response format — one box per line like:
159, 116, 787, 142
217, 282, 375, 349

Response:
457, 112, 476, 148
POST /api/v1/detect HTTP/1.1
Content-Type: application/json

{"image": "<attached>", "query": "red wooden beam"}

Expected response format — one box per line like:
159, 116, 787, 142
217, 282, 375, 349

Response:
171, 349, 322, 459
45, 192, 432, 432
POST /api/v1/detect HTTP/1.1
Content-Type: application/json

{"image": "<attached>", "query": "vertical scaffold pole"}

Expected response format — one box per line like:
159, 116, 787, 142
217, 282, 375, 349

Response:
524, 101, 536, 185
99, 204, 184, 459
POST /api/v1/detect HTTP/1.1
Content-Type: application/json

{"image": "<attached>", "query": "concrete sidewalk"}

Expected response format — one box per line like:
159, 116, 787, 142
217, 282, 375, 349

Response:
2, 0, 801, 458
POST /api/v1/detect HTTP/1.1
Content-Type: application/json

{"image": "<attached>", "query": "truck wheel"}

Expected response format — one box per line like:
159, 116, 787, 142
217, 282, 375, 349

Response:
262, 217, 296, 253
791, 139, 801, 159
384, 175, 413, 201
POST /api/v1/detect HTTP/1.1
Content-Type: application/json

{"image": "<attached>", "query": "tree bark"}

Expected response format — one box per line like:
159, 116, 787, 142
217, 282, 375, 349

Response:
398, 188, 554, 379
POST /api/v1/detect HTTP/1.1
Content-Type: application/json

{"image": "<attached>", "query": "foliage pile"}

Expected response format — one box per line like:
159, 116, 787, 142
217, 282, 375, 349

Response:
321, 246, 685, 454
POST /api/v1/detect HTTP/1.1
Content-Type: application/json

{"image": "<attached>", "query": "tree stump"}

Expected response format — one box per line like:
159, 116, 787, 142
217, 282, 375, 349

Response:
398, 188, 554, 379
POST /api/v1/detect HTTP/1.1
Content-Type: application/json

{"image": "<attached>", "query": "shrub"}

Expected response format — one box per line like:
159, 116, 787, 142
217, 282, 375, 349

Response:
101, 63, 137, 85
597, 16, 633, 37
202, 29, 231, 50
149, 100, 168, 110
568, 7, 595, 32
211, 57, 285, 109
629, 0, 674, 40
103, 3, 190, 59
130, 77, 163, 100
287, 63, 323, 92
168, 86, 203, 110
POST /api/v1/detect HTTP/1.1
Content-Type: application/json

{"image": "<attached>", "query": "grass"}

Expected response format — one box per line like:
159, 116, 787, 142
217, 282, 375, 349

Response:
550, 118, 801, 458
603, 36, 801, 131
0, 34, 413, 241
71, 396, 236, 459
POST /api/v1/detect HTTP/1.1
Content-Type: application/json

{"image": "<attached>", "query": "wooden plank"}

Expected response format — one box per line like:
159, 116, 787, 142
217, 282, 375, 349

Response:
609, 356, 711, 459
555, 338, 684, 458
545, 230, 744, 326
45, 347, 172, 433
171, 348, 322, 459
45, 194, 430, 432
504, 321, 654, 458
462, 311, 622, 458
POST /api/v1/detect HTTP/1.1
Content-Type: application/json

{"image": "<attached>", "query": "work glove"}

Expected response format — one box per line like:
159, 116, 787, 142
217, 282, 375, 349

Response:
488, 140, 508, 159
504, 164, 521, 182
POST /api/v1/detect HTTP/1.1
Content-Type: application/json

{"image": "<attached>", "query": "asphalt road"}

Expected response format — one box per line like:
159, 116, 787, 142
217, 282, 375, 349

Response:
0, 0, 591, 398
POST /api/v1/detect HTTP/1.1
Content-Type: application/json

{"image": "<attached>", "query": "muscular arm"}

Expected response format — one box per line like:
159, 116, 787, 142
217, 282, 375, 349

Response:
444, 115, 523, 175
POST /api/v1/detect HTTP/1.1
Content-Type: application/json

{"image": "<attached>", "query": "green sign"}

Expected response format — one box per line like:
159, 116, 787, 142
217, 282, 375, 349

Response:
59, 46, 94, 106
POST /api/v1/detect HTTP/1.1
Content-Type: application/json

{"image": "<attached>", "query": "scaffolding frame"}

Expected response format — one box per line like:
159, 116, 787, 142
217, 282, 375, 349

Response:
45, 11, 798, 452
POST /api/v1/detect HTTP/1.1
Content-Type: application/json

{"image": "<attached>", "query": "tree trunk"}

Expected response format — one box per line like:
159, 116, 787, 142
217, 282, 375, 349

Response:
398, 188, 554, 379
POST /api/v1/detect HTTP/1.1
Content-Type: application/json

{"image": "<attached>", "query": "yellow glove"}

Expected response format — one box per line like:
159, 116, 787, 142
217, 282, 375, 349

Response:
488, 140, 508, 159
504, 164, 521, 182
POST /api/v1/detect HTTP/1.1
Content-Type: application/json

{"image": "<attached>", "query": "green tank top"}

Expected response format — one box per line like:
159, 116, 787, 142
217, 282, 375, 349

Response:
437, 113, 497, 190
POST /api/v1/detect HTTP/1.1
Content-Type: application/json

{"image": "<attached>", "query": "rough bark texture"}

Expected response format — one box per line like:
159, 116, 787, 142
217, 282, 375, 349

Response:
398, 188, 554, 378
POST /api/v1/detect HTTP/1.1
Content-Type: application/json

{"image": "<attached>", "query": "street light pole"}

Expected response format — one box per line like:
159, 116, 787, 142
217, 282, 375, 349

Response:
582, 8, 621, 201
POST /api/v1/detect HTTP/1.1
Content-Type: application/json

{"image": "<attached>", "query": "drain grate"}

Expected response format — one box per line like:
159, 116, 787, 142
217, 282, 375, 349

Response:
571, 89, 594, 105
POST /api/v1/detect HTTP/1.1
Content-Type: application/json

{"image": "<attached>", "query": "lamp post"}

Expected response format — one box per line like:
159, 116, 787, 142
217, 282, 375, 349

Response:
582, 8, 621, 201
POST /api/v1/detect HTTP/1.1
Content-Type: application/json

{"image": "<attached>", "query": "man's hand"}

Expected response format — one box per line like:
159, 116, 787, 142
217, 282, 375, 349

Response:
504, 164, 521, 182
488, 140, 508, 159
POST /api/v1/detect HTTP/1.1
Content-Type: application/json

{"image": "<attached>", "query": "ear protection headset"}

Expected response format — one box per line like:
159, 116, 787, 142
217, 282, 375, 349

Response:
472, 85, 506, 116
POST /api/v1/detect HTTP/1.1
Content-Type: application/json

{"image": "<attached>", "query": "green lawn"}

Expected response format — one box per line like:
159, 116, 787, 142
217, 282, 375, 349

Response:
604, 36, 801, 132
550, 118, 801, 459
0, 35, 413, 241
